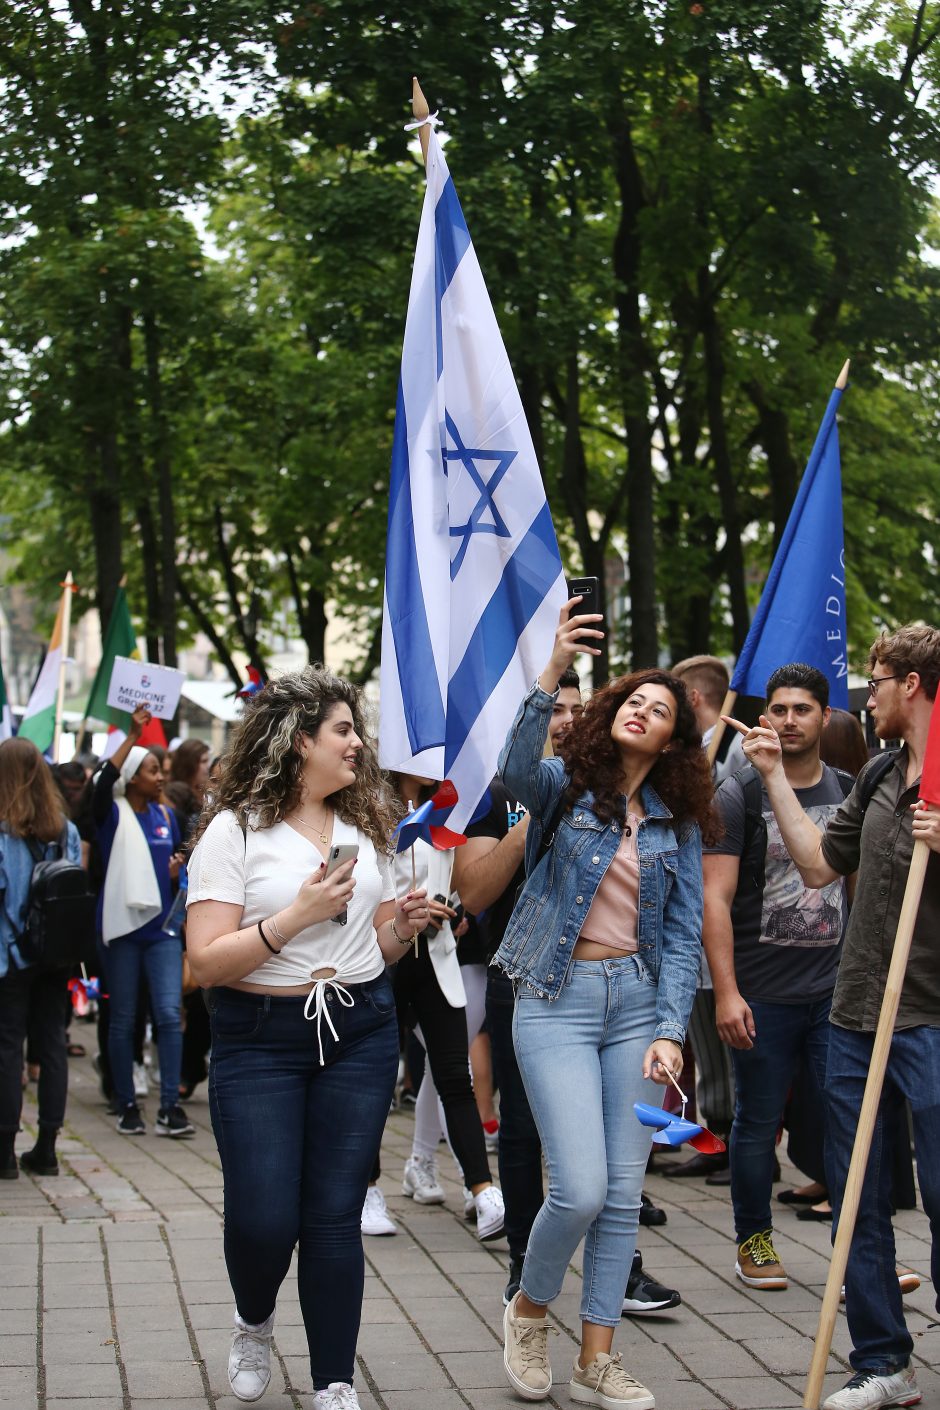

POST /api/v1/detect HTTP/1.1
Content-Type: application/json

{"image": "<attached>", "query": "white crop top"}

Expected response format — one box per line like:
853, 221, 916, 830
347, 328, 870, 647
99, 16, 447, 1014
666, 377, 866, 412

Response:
186, 810, 394, 986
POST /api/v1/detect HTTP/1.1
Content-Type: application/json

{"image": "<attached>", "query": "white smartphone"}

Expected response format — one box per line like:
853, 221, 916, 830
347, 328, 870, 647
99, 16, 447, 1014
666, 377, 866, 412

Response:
323, 843, 358, 925
323, 843, 359, 877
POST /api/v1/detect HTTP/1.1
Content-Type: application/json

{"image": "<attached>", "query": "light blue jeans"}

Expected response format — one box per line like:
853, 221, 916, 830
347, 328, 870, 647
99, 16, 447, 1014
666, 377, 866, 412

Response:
512, 955, 660, 1326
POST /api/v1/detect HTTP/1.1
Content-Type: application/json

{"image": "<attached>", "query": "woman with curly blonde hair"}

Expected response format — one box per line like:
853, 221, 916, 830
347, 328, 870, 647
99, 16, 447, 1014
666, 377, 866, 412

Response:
186, 668, 430, 1410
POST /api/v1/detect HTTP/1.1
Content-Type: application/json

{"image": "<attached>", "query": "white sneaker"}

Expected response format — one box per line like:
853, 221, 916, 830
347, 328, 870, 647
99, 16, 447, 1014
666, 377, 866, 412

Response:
463, 1186, 477, 1220
312, 1384, 361, 1409
133, 1062, 149, 1099
361, 1185, 397, 1236
474, 1184, 505, 1242
821, 1368, 921, 1410
228, 1310, 274, 1402
402, 1153, 445, 1204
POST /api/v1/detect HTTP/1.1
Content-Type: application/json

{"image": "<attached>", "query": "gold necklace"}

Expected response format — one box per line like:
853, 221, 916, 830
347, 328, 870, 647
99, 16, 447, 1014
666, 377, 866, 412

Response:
291, 808, 331, 843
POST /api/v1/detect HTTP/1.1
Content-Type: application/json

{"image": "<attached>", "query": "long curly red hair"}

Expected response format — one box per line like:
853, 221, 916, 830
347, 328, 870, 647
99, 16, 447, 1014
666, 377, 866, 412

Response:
556, 670, 721, 844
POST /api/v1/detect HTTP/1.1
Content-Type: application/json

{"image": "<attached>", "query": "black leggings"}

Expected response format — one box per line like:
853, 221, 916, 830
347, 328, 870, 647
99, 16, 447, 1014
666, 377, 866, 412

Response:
393, 944, 491, 1187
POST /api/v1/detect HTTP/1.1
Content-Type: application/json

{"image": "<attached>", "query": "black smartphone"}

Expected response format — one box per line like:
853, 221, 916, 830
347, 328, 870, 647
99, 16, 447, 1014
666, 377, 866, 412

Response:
566, 575, 600, 618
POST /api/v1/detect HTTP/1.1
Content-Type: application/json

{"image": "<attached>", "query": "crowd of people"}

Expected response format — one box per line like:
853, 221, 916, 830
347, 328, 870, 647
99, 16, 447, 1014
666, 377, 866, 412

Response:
1, 609, 938, 1410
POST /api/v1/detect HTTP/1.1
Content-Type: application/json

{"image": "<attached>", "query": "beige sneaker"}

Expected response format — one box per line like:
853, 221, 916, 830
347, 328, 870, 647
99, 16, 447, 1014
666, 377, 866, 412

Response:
570, 1352, 655, 1409
502, 1292, 553, 1401
735, 1229, 788, 1289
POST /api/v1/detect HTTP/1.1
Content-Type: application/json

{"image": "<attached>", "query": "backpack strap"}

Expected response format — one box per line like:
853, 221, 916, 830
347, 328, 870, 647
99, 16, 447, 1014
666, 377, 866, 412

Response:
830, 766, 856, 801
731, 764, 767, 894
857, 750, 897, 813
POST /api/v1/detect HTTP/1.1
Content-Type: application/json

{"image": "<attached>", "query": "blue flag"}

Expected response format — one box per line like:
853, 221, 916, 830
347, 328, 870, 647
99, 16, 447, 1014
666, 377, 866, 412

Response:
731, 379, 849, 708
379, 121, 567, 830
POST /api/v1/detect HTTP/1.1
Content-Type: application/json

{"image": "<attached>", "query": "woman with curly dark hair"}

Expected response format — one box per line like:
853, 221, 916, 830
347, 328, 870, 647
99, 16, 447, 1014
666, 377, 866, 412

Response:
495, 602, 717, 1410
185, 668, 431, 1410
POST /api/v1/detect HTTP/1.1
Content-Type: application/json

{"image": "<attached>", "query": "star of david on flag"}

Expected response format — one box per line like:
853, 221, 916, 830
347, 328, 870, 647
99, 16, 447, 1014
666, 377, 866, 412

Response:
380, 117, 566, 831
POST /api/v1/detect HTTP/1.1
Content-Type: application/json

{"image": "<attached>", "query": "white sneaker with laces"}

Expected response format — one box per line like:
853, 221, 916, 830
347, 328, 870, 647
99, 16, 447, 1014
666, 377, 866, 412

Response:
228, 1310, 274, 1402
463, 1185, 477, 1220
133, 1062, 149, 1098
361, 1184, 397, 1236
821, 1368, 921, 1410
474, 1184, 505, 1241
312, 1383, 361, 1409
402, 1153, 445, 1204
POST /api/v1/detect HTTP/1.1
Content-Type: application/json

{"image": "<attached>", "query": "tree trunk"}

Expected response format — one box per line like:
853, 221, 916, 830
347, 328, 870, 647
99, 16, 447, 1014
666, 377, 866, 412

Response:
285, 548, 327, 665
746, 382, 800, 551
558, 357, 610, 687
143, 309, 177, 667
608, 107, 657, 667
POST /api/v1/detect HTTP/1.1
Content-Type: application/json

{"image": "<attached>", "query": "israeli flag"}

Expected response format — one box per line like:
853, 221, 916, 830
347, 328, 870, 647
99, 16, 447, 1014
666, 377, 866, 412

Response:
731, 377, 849, 709
380, 123, 566, 830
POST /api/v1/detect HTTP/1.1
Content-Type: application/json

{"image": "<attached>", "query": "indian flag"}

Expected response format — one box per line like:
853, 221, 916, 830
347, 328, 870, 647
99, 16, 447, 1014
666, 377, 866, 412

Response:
18, 591, 67, 754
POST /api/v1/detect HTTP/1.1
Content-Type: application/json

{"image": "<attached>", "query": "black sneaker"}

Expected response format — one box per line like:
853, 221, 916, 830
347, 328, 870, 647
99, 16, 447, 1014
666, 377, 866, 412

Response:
622, 1251, 681, 1316
117, 1104, 146, 1135
639, 1192, 667, 1227
155, 1105, 195, 1138
503, 1256, 524, 1307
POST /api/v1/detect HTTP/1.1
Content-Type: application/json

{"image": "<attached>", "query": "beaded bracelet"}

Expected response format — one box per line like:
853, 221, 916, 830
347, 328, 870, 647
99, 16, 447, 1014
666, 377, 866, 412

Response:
391, 917, 415, 947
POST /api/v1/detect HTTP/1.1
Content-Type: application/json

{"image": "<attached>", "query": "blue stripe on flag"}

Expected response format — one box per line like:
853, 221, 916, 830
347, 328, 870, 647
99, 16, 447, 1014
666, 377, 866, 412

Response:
386, 381, 446, 753
444, 501, 561, 771
435, 178, 471, 379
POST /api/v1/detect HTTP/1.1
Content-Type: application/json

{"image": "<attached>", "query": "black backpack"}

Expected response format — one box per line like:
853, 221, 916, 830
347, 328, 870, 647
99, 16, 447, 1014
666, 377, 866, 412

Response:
21, 832, 98, 972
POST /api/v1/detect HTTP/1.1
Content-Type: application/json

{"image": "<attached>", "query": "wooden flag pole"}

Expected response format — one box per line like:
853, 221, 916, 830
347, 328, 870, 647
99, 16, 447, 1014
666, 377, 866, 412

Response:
803, 839, 930, 1408
707, 689, 737, 766
411, 76, 432, 168
52, 572, 75, 764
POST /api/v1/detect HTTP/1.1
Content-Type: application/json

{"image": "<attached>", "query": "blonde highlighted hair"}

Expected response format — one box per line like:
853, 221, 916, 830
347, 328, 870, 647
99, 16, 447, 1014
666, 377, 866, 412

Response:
195, 667, 397, 852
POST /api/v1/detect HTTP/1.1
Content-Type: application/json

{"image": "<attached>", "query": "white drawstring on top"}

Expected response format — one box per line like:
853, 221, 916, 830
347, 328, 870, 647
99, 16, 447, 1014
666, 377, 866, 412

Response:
304, 974, 355, 1065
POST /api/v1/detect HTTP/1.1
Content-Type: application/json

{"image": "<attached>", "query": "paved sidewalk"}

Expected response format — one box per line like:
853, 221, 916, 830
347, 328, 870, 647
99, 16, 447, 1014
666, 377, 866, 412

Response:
2, 1048, 939, 1409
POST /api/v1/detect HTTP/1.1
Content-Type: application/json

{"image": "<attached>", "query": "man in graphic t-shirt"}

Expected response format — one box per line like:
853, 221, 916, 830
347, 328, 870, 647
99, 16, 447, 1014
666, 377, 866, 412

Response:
703, 663, 851, 1293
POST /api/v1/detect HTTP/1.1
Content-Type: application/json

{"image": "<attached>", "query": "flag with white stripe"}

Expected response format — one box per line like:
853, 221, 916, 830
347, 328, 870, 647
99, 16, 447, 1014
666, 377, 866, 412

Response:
380, 123, 566, 830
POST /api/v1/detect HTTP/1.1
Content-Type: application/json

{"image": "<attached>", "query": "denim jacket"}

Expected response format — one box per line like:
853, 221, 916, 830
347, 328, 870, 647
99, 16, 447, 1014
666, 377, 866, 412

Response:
492, 683, 703, 1045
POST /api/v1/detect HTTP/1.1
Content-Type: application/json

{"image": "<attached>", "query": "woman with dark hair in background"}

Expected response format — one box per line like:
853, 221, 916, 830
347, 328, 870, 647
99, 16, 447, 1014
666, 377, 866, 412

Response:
496, 600, 718, 1410
186, 668, 431, 1409
165, 737, 210, 840
819, 708, 869, 778
0, 738, 82, 1179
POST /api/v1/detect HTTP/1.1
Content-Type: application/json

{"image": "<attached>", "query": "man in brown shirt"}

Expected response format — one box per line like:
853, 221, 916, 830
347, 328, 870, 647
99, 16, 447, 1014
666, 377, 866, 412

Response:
726, 624, 940, 1410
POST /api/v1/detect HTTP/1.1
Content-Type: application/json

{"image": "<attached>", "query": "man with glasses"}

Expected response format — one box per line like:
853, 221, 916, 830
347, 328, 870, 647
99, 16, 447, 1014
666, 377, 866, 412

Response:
725, 625, 940, 1410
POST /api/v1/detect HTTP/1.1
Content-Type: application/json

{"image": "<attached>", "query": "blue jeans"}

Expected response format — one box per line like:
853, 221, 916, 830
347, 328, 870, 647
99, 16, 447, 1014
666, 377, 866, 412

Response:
826, 1022, 940, 1374
513, 955, 660, 1327
729, 995, 832, 1243
105, 933, 184, 1111
487, 966, 543, 1263
207, 973, 398, 1392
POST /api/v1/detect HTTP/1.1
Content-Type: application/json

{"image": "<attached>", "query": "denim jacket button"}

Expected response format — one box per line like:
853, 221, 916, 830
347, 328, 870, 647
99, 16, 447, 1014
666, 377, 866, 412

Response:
592, 855, 600, 865
547, 973, 554, 982
560, 937, 568, 945
575, 895, 583, 904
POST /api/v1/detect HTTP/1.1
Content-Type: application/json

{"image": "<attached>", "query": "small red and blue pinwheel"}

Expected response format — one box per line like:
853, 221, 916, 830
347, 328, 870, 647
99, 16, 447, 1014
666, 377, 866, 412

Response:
391, 780, 468, 853
635, 1067, 726, 1154
236, 666, 266, 699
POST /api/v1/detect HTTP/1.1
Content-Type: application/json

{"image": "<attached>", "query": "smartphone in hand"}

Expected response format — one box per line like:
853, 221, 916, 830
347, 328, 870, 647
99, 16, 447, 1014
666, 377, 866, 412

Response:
324, 843, 358, 925
566, 575, 601, 619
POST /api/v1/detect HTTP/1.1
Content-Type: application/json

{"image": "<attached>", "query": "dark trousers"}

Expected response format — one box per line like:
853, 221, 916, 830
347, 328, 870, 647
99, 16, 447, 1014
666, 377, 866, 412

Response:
0, 965, 69, 1135
486, 966, 543, 1261
826, 1023, 940, 1374
393, 944, 491, 1187
207, 974, 398, 1392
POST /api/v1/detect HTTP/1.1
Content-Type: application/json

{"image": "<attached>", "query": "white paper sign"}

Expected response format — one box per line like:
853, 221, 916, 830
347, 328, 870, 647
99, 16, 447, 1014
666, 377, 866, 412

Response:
106, 657, 186, 721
